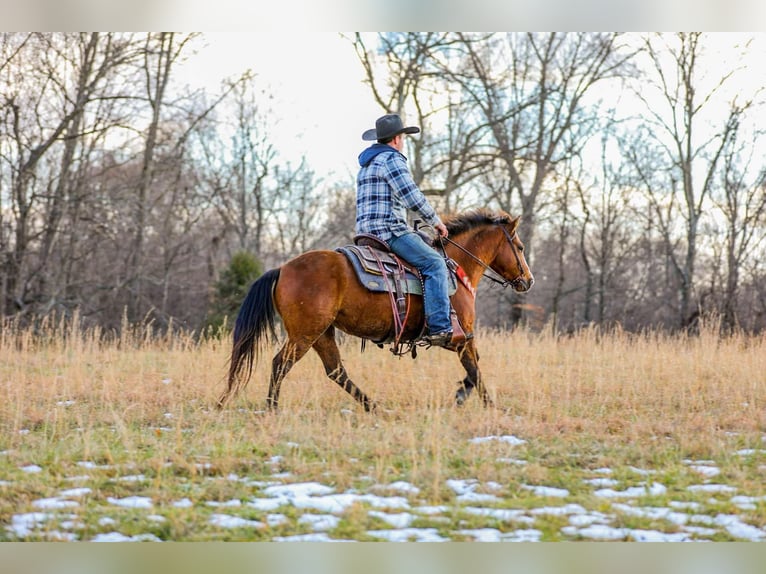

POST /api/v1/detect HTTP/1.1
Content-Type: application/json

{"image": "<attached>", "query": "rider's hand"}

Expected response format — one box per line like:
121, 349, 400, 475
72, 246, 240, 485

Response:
435, 222, 449, 238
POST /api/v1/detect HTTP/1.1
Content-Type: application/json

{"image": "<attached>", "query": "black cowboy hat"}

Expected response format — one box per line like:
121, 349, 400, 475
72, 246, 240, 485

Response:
362, 113, 420, 141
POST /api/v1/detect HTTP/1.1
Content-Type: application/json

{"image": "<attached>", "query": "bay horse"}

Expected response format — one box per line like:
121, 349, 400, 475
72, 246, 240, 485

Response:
218, 208, 534, 412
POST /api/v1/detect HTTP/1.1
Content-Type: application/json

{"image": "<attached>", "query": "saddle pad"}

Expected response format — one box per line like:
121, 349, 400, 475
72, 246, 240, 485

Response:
337, 245, 457, 296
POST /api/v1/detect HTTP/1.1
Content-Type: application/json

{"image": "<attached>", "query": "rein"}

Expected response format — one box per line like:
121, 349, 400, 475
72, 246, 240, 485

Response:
438, 225, 525, 290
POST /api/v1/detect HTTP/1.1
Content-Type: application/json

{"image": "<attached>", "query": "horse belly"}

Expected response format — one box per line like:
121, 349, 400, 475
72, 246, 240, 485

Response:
334, 285, 425, 342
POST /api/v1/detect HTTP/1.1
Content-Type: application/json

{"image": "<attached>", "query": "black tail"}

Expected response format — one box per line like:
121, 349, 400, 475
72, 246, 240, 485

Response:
218, 268, 281, 407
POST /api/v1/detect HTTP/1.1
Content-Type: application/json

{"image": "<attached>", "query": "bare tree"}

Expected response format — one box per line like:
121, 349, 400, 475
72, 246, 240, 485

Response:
711, 108, 766, 332
202, 78, 278, 257
0, 33, 141, 317
449, 32, 636, 326
625, 33, 754, 329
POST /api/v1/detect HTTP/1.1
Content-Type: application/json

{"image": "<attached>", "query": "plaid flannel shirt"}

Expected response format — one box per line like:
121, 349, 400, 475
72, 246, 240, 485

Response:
355, 147, 441, 242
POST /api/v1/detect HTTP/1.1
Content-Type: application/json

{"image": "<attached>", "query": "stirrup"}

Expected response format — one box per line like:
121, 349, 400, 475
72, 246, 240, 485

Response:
424, 331, 453, 348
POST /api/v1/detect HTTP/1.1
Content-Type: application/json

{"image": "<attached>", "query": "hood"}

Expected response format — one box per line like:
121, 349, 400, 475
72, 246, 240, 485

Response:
358, 144, 399, 167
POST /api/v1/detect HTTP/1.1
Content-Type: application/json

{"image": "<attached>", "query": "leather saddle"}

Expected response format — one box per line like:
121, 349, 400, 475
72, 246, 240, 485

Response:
336, 234, 467, 354
336, 234, 457, 297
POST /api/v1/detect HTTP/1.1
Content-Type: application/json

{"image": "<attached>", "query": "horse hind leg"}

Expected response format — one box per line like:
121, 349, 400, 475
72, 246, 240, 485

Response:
312, 327, 376, 412
267, 339, 312, 411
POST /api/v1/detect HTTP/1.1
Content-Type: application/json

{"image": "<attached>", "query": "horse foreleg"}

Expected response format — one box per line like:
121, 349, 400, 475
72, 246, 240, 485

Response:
268, 340, 310, 411
455, 341, 494, 408
312, 328, 376, 413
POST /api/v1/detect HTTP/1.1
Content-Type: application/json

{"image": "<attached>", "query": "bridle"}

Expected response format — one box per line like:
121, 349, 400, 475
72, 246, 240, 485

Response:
438, 224, 528, 290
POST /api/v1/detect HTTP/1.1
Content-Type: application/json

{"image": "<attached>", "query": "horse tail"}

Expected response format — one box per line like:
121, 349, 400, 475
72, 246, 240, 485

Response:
218, 268, 281, 408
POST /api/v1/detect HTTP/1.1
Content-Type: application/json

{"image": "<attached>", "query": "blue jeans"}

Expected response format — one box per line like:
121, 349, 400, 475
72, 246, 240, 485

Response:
388, 231, 452, 334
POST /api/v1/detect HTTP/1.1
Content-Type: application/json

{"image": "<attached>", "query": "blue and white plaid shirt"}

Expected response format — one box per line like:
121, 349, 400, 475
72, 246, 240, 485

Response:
355, 144, 442, 242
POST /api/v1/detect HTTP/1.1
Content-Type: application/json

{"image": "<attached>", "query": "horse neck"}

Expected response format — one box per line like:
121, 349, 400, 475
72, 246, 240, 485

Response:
447, 226, 502, 287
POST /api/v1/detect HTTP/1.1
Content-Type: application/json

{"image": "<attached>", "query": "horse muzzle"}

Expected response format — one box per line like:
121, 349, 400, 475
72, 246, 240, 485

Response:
511, 276, 534, 292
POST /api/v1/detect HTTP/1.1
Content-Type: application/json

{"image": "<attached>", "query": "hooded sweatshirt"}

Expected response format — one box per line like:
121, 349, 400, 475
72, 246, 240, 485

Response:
355, 144, 441, 242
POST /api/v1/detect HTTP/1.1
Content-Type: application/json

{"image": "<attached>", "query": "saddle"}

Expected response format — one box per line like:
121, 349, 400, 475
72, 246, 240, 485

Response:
336, 234, 468, 355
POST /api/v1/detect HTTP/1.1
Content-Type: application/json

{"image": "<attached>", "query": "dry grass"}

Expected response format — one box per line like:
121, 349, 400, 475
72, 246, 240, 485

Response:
1, 316, 765, 539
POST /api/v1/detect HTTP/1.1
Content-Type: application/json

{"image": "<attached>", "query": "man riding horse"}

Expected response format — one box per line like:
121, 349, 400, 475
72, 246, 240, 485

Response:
356, 113, 454, 348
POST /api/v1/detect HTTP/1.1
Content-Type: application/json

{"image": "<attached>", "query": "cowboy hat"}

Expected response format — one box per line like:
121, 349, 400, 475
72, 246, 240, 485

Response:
362, 113, 420, 141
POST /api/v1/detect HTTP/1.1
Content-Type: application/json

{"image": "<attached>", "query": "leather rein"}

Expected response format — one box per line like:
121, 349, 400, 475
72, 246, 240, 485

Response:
437, 225, 527, 290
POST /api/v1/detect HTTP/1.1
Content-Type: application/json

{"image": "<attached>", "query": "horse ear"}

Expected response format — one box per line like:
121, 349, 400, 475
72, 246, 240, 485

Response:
510, 216, 520, 233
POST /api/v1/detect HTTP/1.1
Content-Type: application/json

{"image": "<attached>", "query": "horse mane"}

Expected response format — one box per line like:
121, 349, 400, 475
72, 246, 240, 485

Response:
443, 208, 514, 237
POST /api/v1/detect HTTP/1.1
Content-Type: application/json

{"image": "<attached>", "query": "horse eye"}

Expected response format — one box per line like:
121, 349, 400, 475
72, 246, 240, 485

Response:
518, 245, 524, 252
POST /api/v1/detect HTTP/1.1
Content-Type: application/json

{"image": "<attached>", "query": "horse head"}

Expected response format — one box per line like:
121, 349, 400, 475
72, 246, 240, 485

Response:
444, 209, 534, 293
492, 214, 534, 292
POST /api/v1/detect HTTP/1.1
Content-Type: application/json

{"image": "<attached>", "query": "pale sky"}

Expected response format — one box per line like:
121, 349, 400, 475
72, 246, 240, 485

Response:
176, 32, 766, 189
178, 32, 383, 181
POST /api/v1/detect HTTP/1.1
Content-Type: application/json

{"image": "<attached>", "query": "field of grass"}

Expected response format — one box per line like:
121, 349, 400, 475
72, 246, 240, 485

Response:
1, 316, 765, 541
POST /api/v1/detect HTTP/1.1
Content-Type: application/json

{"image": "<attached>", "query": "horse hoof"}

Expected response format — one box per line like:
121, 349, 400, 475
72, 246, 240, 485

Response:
455, 389, 467, 406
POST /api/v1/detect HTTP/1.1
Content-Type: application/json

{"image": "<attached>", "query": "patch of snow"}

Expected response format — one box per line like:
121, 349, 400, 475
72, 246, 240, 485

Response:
289, 493, 410, 514
688, 465, 721, 478
628, 529, 692, 542
469, 435, 527, 446
373, 481, 420, 495
502, 529, 543, 542
594, 482, 667, 498
627, 467, 656, 476
730, 495, 766, 510
266, 513, 288, 526
683, 525, 718, 537
8, 512, 55, 537
118, 474, 147, 482
59, 487, 92, 497
272, 533, 340, 542
583, 477, 619, 487
366, 528, 448, 542
457, 528, 541, 542
683, 459, 716, 465
298, 514, 340, 531
209, 514, 265, 529
106, 496, 153, 509
77, 461, 111, 470
173, 498, 194, 508
456, 527, 504, 541
530, 504, 587, 516
735, 449, 763, 456
457, 492, 503, 504
687, 484, 737, 494
446, 479, 479, 495
368, 511, 415, 529
247, 497, 287, 512
20, 465, 42, 473
562, 524, 627, 540
32, 498, 79, 510
522, 485, 570, 498
263, 482, 334, 498
206, 499, 242, 508
568, 513, 611, 527
92, 532, 162, 542
713, 514, 766, 541
611, 503, 689, 525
